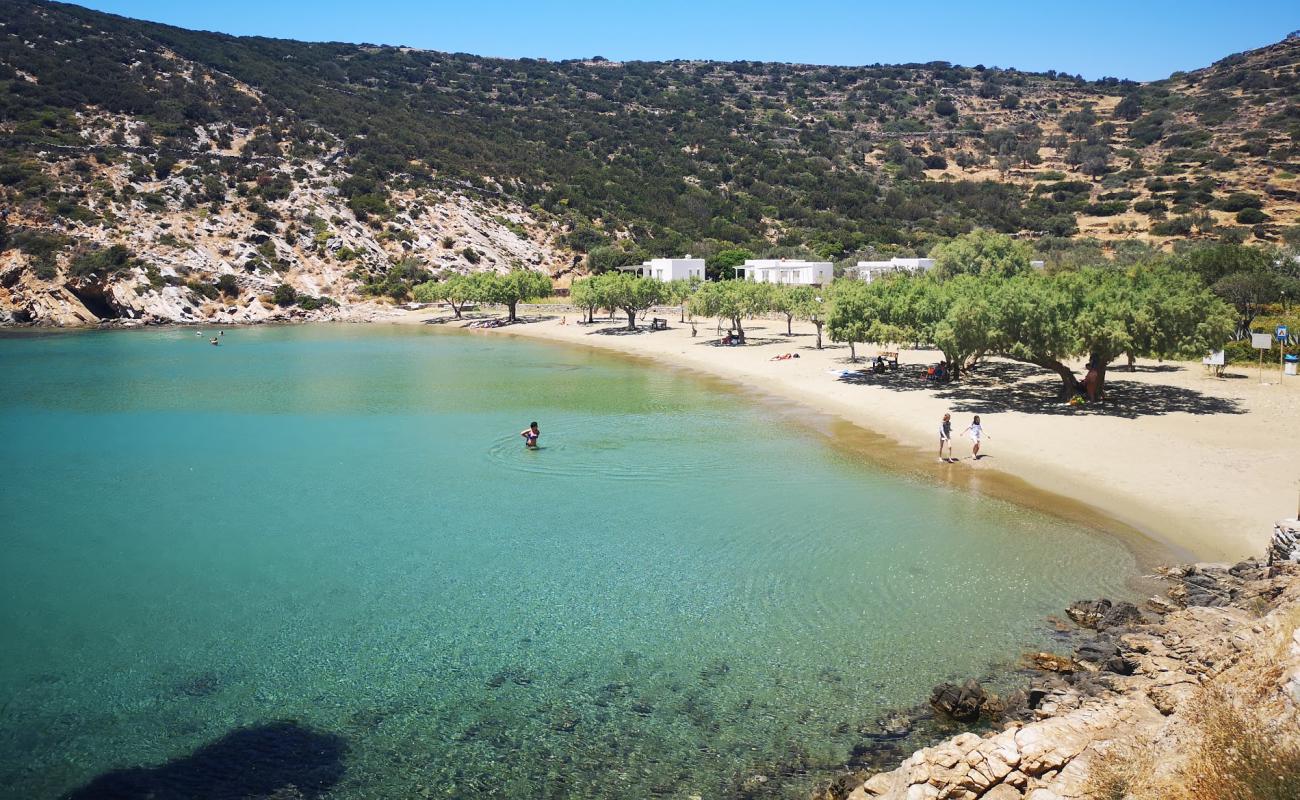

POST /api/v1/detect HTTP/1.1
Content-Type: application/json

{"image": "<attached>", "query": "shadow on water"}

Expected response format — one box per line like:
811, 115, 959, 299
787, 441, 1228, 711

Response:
60, 722, 346, 800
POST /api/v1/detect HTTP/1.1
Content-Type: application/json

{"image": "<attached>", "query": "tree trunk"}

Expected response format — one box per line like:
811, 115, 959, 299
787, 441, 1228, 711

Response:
814, 321, 823, 350
733, 316, 745, 342
586, 307, 594, 324
507, 301, 518, 322
849, 341, 857, 362
451, 301, 463, 319
1126, 351, 1136, 372
625, 308, 637, 330
786, 315, 793, 336
680, 305, 686, 323
1035, 358, 1082, 400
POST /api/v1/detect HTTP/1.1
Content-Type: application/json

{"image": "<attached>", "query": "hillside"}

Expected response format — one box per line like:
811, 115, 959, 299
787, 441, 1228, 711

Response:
1, 1, 1299, 324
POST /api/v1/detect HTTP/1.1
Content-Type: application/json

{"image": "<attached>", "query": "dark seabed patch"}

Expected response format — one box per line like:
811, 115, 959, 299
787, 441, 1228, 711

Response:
60, 722, 346, 800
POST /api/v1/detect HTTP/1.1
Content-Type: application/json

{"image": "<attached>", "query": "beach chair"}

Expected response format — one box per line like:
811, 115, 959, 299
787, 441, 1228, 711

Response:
650, 317, 668, 331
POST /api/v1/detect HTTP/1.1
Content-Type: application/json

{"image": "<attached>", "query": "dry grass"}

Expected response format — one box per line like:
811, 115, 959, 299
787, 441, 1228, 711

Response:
1084, 738, 1158, 800
1166, 684, 1300, 800
1086, 603, 1300, 800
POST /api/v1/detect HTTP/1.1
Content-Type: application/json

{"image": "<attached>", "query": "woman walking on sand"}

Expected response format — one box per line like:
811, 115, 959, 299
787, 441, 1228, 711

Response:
938, 413, 954, 463
961, 415, 989, 460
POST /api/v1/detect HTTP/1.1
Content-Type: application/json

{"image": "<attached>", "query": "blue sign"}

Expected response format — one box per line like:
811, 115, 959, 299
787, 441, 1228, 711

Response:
1279, 325, 1290, 341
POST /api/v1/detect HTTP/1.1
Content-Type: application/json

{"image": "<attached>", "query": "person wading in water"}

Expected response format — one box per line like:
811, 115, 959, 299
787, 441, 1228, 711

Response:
520, 421, 540, 449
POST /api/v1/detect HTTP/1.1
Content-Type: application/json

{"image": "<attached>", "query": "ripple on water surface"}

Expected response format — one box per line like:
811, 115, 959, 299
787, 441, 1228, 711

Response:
0, 325, 1140, 799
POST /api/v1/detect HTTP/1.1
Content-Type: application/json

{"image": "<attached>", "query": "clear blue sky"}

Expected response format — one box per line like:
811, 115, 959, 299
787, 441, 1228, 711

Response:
75, 0, 1298, 81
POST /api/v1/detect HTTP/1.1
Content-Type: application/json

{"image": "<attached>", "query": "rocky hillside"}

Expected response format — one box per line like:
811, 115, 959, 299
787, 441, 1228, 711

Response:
2, 1, 1299, 325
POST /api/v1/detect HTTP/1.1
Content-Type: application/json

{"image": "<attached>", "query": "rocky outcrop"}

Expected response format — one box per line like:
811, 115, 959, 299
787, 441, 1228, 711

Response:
1, 130, 572, 327
832, 557, 1300, 800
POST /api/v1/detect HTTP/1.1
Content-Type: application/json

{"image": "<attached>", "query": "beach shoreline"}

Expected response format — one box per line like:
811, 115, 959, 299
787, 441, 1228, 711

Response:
408, 306, 1298, 563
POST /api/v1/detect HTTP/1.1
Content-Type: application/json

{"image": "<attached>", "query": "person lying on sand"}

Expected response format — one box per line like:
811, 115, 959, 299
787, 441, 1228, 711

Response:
771, 353, 800, 361
520, 421, 540, 449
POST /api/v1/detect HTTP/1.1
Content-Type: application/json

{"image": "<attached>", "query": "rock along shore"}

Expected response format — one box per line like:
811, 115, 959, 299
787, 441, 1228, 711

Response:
815, 536, 1300, 800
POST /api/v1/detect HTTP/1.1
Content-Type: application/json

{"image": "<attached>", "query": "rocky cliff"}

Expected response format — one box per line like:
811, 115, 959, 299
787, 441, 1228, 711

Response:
827, 539, 1300, 800
0, 125, 573, 326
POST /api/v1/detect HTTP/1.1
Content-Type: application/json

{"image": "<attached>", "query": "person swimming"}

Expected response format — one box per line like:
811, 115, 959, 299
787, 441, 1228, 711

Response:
520, 421, 540, 448
210, 337, 219, 346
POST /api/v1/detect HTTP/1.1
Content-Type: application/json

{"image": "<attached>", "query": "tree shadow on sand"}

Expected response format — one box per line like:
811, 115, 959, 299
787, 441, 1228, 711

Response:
589, 324, 666, 336
836, 360, 1244, 419
61, 721, 347, 800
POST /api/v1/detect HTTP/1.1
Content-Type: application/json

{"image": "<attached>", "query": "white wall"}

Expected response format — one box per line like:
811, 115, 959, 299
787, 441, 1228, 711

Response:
625, 257, 706, 281
739, 259, 833, 285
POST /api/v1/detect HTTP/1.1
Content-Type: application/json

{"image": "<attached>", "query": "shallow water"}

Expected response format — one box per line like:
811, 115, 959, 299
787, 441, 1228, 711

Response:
0, 325, 1139, 799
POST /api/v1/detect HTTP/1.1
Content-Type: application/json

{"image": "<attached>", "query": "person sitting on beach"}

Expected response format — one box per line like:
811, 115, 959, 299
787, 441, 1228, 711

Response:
934, 361, 949, 382
520, 421, 540, 449
872, 355, 887, 374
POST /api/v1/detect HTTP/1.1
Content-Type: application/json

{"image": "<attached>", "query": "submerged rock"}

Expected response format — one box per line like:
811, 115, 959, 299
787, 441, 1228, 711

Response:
1064, 598, 1112, 629
929, 678, 992, 723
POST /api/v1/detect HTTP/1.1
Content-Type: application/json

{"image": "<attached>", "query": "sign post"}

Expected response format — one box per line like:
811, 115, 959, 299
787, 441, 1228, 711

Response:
1279, 325, 1290, 383
1252, 332, 1275, 383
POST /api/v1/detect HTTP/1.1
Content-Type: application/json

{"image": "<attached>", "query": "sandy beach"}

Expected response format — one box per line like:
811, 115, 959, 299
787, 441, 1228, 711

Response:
409, 306, 1299, 562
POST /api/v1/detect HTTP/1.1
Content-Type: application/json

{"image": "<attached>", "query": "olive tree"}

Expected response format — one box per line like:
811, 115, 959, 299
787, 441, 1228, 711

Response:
569, 275, 603, 324
827, 279, 875, 361
412, 274, 475, 318
789, 285, 828, 349
687, 279, 771, 342
600, 272, 664, 330
480, 268, 552, 322
930, 229, 1035, 280
987, 266, 1232, 399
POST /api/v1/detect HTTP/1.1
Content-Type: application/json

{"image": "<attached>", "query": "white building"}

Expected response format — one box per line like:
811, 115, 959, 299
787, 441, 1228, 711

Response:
846, 257, 935, 283
737, 259, 834, 286
617, 256, 706, 282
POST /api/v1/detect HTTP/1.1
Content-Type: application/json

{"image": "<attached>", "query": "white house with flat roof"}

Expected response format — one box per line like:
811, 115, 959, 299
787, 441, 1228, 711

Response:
737, 259, 833, 286
616, 256, 706, 282
846, 257, 935, 283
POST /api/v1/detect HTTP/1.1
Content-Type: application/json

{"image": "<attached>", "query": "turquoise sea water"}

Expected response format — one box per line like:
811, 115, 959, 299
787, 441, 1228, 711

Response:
0, 325, 1139, 799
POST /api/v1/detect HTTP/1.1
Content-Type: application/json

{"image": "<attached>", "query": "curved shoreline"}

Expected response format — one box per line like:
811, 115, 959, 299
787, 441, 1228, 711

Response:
406, 307, 1297, 564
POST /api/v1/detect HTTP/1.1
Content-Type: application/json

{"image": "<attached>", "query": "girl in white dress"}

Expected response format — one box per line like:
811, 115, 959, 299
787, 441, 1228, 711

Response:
961, 415, 988, 460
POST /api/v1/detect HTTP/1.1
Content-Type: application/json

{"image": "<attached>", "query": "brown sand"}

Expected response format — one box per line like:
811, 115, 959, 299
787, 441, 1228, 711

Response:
408, 308, 1300, 562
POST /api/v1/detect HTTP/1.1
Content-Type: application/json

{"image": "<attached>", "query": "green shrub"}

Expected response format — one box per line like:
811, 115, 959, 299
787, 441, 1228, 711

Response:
1084, 201, 1129, 216
186, 279, 219, 300
1151, 216, 1195, 236
1236, 208, 1268, 224
216, 274, 239, 296
272, 283, 297, 306
1214, 193, 1263, 212
68, 244, 134, 278
297, 294, 339, 311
